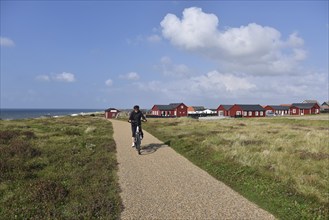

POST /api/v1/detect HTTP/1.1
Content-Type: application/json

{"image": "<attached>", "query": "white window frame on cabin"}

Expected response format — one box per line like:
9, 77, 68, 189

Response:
255, 111, 259, 116
248, 111, 252, 116
243, 111, 247, 116
260, 111, 263, 116
236, 111, 241, 115
293, 109, 296, 114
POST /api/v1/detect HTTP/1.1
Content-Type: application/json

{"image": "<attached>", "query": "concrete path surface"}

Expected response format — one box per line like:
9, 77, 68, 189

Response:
110, 119, 275, 220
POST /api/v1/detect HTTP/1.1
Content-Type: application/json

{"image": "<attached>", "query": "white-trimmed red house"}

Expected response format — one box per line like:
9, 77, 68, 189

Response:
290, 103, 320, 115
151, 103, 188, 117
264, 105, 290, 115
217, 105, 233, 116
105, 108, 120, 119
228, 104, 266, 118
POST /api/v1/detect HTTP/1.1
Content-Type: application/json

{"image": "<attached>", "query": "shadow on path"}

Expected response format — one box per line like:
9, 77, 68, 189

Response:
140, 143, 167, 155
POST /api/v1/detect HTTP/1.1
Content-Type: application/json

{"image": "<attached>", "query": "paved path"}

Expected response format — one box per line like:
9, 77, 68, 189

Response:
111, 119, 275, 220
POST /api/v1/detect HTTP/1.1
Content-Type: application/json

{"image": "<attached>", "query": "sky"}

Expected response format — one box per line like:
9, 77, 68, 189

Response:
1, 1, 328, 109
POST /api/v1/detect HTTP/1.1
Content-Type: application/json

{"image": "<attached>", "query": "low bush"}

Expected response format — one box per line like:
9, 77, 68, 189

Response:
0, 117, 121, 219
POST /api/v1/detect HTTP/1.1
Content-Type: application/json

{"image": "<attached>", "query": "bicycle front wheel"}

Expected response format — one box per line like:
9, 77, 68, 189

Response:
135, 134, 141, 154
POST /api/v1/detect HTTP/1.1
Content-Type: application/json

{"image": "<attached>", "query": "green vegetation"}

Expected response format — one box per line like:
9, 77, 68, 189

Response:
0, 116, 121, 219
143, 116, 329, 219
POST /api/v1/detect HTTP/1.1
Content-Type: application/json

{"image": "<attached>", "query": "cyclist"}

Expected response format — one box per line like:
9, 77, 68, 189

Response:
128, 105, 147, 147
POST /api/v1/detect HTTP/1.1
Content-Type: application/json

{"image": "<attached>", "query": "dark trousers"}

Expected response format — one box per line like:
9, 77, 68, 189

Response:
131, 124, 143, 137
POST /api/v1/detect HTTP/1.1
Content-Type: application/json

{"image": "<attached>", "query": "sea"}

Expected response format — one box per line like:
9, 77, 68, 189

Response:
0, 109, 104, 120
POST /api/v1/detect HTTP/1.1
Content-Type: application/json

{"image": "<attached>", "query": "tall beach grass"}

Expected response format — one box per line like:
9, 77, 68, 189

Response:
143, 116, 329, 219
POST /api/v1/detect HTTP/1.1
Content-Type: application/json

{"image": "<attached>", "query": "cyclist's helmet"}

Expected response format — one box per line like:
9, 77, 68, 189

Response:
133, 105, 140, 110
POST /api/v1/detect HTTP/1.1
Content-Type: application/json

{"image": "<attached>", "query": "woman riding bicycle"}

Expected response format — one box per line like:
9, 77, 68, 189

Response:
128, 105, 147, 147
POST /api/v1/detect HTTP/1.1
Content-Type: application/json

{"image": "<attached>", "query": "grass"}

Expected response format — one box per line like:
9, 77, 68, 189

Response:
0, 116, 121, 219
143, 116, 329, 219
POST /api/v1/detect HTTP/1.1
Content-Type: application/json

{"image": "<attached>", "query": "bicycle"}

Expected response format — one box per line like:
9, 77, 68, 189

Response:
129, 121, 144, 155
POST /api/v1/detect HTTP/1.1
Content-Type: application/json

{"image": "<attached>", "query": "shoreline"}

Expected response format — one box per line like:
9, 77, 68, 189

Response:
0, 109, 104, 121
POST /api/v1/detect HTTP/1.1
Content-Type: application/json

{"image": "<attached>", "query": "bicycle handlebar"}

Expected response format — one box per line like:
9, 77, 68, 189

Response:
128, 119, 147, 124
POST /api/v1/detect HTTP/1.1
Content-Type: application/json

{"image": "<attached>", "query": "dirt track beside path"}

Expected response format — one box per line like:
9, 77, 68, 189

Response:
110, 119, 275, 219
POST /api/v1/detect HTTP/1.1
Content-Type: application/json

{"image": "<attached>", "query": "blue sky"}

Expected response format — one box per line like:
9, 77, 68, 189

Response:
1, 1, 328, 109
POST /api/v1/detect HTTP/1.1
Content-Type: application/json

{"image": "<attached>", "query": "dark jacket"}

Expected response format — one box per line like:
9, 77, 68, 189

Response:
129, 110, 146, 125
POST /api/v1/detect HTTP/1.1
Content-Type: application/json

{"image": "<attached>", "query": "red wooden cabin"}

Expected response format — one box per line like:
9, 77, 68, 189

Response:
228, 104, 266, 118
264, 105, 290, 115
290, 103, 320, 115
216, 105, 233, 116
151, 103, 188, 117
105, 108, 120, 119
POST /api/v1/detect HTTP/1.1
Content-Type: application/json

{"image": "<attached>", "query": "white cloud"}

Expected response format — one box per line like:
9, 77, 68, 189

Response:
161, 7, 219, 49
35, 72, 76, 83
192, 71, 256, 92
0, 37, 15, 47
137, 70, 255, 101
36, 75, 50, 82
287, 32, 304, 47
293, 49, 307, 61
105, 79, 113, 86
156, 56, 191, 78
136, 69, 328, 105
53, 72, 76, 82
119, 72, 140, 80
260, 71, 328, 100
147, 34, 162, 43
160, 7, 307, 75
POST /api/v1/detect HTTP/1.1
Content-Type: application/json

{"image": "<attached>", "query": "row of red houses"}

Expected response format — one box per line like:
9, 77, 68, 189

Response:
149, 102, 321, 118
217, 103, 320, 117
105, 101, 322, 119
